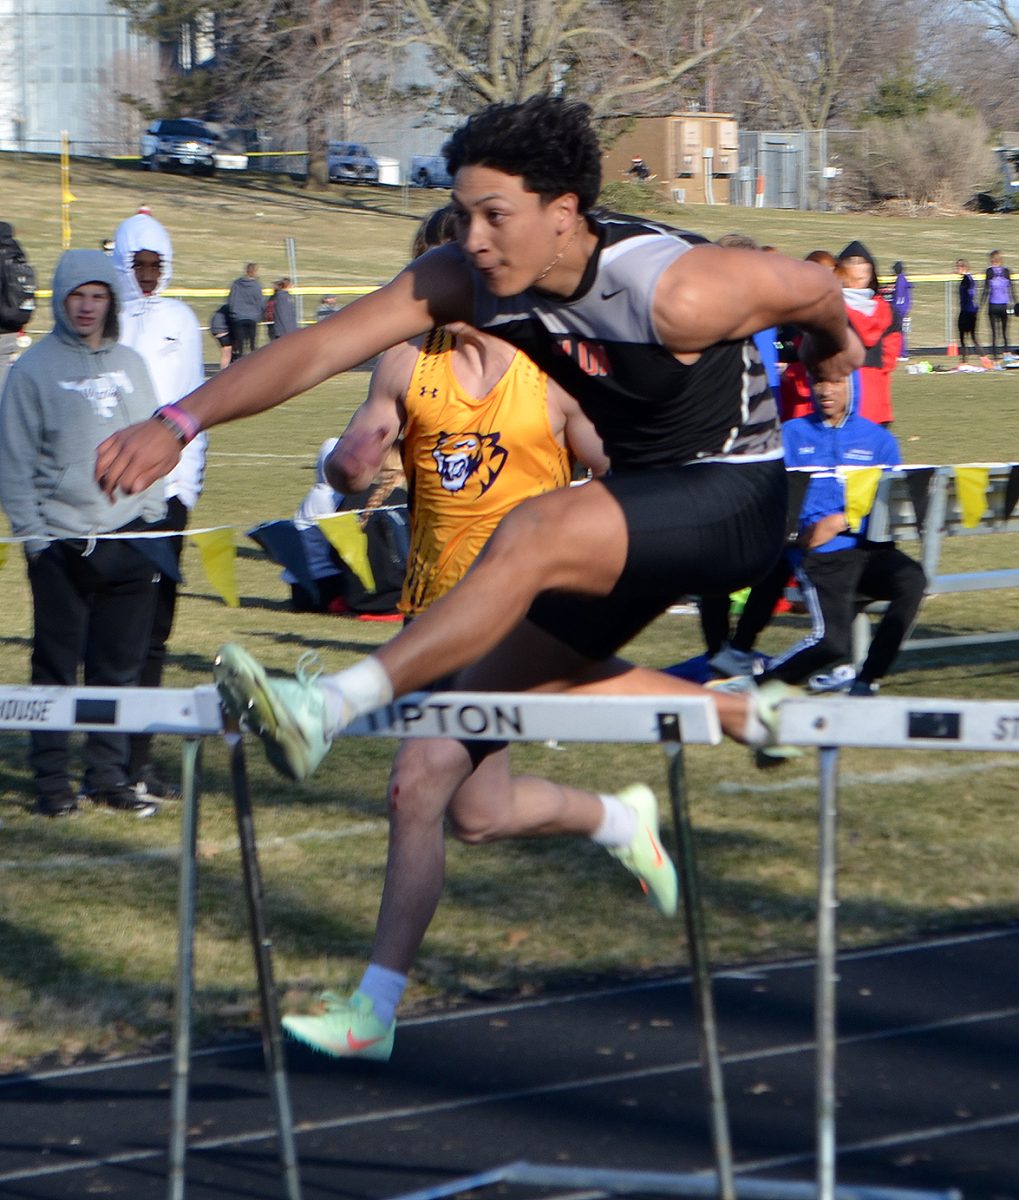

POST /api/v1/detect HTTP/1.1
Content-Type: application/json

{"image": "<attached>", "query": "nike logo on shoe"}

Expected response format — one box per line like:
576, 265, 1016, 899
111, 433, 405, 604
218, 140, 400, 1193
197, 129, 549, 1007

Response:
347, 1030, 386, 1052
645, 828, 664, 867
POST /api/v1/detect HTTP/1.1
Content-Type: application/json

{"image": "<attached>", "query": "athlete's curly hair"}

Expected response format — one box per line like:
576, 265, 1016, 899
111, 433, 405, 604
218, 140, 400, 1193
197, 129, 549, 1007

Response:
443, 94, 602, 212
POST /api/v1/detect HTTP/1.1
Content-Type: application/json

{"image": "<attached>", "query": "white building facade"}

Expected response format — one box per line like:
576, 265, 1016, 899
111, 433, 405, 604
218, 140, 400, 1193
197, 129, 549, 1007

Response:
0, 0, 160, 155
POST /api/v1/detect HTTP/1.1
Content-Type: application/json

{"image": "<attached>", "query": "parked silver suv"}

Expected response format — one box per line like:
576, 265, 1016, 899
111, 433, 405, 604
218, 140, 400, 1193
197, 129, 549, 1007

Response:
327, 141, 380, 184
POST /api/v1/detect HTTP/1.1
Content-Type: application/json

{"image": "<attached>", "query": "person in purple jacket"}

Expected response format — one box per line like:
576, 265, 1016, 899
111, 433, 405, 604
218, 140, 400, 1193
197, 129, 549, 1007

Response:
981, 249, 1014, 361
890, 261, 911, 359
755, 372, 926, 696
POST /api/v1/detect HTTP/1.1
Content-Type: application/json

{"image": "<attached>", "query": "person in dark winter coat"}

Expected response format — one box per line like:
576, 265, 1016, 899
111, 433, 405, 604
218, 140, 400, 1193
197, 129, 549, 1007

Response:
266, 278, 298, 340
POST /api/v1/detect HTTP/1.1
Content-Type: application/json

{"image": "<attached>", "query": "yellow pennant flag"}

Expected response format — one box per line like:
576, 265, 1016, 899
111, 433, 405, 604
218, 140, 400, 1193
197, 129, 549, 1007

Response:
188, 528, 239, 607
840, 466, 883, 532
0, 542, 8, 571
952, 466, 990, 528
317, 512, 375, 591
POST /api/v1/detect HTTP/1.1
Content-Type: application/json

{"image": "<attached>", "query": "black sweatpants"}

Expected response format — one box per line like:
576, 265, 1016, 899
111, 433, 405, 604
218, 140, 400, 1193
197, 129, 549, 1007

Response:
763, 542, 926, 687
27, 539, 157, 798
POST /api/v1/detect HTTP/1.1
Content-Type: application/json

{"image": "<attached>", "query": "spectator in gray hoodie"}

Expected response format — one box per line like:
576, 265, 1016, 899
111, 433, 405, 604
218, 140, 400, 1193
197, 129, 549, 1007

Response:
227, 261, 263, 359
0, 249, 167, 818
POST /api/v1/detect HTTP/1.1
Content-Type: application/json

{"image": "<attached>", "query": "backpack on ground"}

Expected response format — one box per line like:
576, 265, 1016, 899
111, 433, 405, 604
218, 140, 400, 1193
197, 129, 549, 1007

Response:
0, 223, 37, 333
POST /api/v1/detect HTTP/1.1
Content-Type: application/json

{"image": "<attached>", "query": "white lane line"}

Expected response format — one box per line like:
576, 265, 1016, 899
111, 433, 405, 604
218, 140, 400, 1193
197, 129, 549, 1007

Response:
0, 819, 386, 871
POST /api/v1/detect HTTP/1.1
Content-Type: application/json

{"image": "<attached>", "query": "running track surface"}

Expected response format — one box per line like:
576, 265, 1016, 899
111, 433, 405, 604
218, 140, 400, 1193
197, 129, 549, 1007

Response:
2, 927, 1017, 1200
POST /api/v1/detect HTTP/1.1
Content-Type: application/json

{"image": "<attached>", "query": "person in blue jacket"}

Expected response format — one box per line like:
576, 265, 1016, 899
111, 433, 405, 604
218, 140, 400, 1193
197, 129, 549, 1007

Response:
757, 372, 926, 695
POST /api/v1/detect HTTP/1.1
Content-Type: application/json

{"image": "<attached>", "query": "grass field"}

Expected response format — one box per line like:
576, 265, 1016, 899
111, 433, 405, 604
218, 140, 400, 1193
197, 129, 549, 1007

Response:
1, 157, 1018, 1073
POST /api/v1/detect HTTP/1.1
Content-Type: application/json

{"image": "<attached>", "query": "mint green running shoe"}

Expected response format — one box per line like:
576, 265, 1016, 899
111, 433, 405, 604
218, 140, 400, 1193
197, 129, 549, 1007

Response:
608, 784, 678, 918
282, 989, 395, 1061
748, 679, 804, 769
213, 643, 334, 782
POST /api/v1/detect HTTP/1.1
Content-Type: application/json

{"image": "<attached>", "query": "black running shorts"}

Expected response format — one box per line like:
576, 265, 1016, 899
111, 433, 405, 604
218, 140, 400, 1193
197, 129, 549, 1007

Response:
526, 458, 787, 661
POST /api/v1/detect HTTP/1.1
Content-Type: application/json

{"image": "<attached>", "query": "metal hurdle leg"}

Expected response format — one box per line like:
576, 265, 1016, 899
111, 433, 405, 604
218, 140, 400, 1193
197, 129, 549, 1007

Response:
227, 732, 303, 1200
660, 727, 736, 1200
816, 747, 841, 1200
168, 736, 203, 1200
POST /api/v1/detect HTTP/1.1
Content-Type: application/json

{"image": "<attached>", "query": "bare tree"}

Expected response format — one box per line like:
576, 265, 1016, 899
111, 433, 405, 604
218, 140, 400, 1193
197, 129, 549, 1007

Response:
963, 0, 1019, 38
737, 0, 920, 130
393, 0, 763, 115
210, 0, 392, 188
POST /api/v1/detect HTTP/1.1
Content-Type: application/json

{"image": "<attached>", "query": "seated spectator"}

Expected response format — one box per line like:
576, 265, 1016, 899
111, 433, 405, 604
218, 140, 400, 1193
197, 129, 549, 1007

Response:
757, 373, 925, 696
316, 295, 340, 322
253, 439, 409, 615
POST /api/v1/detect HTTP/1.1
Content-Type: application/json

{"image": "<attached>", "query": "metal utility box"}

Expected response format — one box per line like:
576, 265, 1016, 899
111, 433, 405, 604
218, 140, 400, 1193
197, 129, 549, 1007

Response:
599, 112, 739, 205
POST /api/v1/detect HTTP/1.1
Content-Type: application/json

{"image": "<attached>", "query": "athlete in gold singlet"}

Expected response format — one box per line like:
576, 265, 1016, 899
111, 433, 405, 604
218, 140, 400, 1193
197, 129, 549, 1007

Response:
400, 325, 571, 615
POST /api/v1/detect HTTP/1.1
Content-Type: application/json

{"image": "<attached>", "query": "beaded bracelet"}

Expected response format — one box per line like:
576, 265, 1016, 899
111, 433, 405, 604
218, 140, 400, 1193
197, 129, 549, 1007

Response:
153, 403, 201, 445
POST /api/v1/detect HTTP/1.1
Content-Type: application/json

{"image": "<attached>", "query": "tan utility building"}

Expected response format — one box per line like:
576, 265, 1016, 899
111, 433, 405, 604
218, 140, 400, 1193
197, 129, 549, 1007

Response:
600, 113, 740, 205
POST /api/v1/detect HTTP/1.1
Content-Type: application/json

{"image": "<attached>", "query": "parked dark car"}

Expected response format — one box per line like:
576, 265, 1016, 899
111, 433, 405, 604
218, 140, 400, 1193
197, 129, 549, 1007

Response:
327, 141, 380, 184
141, 119, 218, 174
140, 119, 249, 175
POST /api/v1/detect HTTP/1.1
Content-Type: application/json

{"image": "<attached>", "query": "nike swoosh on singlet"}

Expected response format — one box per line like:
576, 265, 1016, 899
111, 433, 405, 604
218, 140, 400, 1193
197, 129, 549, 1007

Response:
601, 287, 624, 300
347, 1030, 386, 1052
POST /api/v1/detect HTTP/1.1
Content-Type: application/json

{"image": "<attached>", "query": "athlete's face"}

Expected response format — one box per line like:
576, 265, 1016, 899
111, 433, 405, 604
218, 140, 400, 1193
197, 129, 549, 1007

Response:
813, 377, 849, 423
132, 249, 162, 296
65, 283, 112, 348
450, 165, 577, 297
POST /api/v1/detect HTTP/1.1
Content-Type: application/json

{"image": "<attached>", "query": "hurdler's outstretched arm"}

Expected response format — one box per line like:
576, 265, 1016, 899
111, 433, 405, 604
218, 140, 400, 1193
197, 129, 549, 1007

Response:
95, 248, 472, 499
653, 246, 863, 380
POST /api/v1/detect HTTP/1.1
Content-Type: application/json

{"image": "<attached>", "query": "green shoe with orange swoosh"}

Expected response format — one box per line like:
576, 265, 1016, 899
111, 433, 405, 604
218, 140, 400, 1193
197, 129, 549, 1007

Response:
282, 989, 395, 1061
607, 784, 678, 918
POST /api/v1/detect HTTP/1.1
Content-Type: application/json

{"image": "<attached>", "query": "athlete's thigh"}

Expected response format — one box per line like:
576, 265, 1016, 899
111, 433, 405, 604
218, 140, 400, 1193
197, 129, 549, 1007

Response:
455, 618, 600, 693
447, 746, 513, 827
492, 478, 629, 597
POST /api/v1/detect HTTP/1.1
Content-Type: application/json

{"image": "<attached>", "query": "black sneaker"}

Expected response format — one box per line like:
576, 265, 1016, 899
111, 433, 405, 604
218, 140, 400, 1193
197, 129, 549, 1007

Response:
91, 785, 159, 818
848, 680, 879, 697
33, 789, 79, 818
131, 764, 182, 802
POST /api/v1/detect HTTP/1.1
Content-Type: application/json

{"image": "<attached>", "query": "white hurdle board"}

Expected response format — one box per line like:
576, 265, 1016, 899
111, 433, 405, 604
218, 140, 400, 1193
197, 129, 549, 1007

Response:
778, 695, 1019, 751
0, 684, 223, 735
345, 690, 723, 745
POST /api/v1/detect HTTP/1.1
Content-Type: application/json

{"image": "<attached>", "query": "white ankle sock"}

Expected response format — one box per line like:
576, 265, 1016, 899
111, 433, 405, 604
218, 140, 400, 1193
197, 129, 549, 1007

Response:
358, 963, 407, 1027
319, 657, 393, 734
591, 794, 638, 848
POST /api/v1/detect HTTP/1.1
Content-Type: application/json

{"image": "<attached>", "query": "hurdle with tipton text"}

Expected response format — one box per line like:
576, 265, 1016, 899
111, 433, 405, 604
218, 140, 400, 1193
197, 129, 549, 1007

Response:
4, 684, 1011, 1200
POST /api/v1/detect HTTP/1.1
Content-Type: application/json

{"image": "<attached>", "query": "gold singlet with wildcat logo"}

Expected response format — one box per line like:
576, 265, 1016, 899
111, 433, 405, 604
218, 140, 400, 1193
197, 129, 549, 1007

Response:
400, 327, 572, 615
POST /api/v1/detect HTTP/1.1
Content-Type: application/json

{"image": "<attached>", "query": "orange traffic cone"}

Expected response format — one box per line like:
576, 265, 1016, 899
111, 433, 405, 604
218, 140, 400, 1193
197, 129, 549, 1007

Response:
946, 342, 959, 357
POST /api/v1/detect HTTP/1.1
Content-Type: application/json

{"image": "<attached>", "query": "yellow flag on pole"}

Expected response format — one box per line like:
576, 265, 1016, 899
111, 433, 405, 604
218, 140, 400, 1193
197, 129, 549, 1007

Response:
840, 466, 882, 532
188, 528, 239, 607
0, 542, 8, 572
317, 512, 375, 591
952, 466, 990, 528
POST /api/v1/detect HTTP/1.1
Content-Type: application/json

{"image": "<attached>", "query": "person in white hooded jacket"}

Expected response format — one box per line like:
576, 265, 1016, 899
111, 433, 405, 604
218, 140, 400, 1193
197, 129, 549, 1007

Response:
113, 210, 208, 800
0, 248, 167, 817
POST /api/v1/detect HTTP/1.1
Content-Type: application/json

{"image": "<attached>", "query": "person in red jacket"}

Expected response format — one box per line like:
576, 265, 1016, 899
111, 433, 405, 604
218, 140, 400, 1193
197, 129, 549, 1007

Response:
835, 240, 899, 426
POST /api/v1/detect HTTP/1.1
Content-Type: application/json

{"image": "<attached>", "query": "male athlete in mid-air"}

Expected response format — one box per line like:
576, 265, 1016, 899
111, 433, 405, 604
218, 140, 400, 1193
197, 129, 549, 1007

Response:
97, 96, 862, 933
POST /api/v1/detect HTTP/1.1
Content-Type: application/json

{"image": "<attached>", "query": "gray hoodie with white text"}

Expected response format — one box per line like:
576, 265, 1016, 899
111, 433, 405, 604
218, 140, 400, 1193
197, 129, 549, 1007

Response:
0, 249, 165, 556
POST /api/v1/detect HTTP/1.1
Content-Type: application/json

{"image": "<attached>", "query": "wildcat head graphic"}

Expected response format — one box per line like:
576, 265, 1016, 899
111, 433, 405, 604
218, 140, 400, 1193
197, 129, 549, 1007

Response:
431, 430, 508, 496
